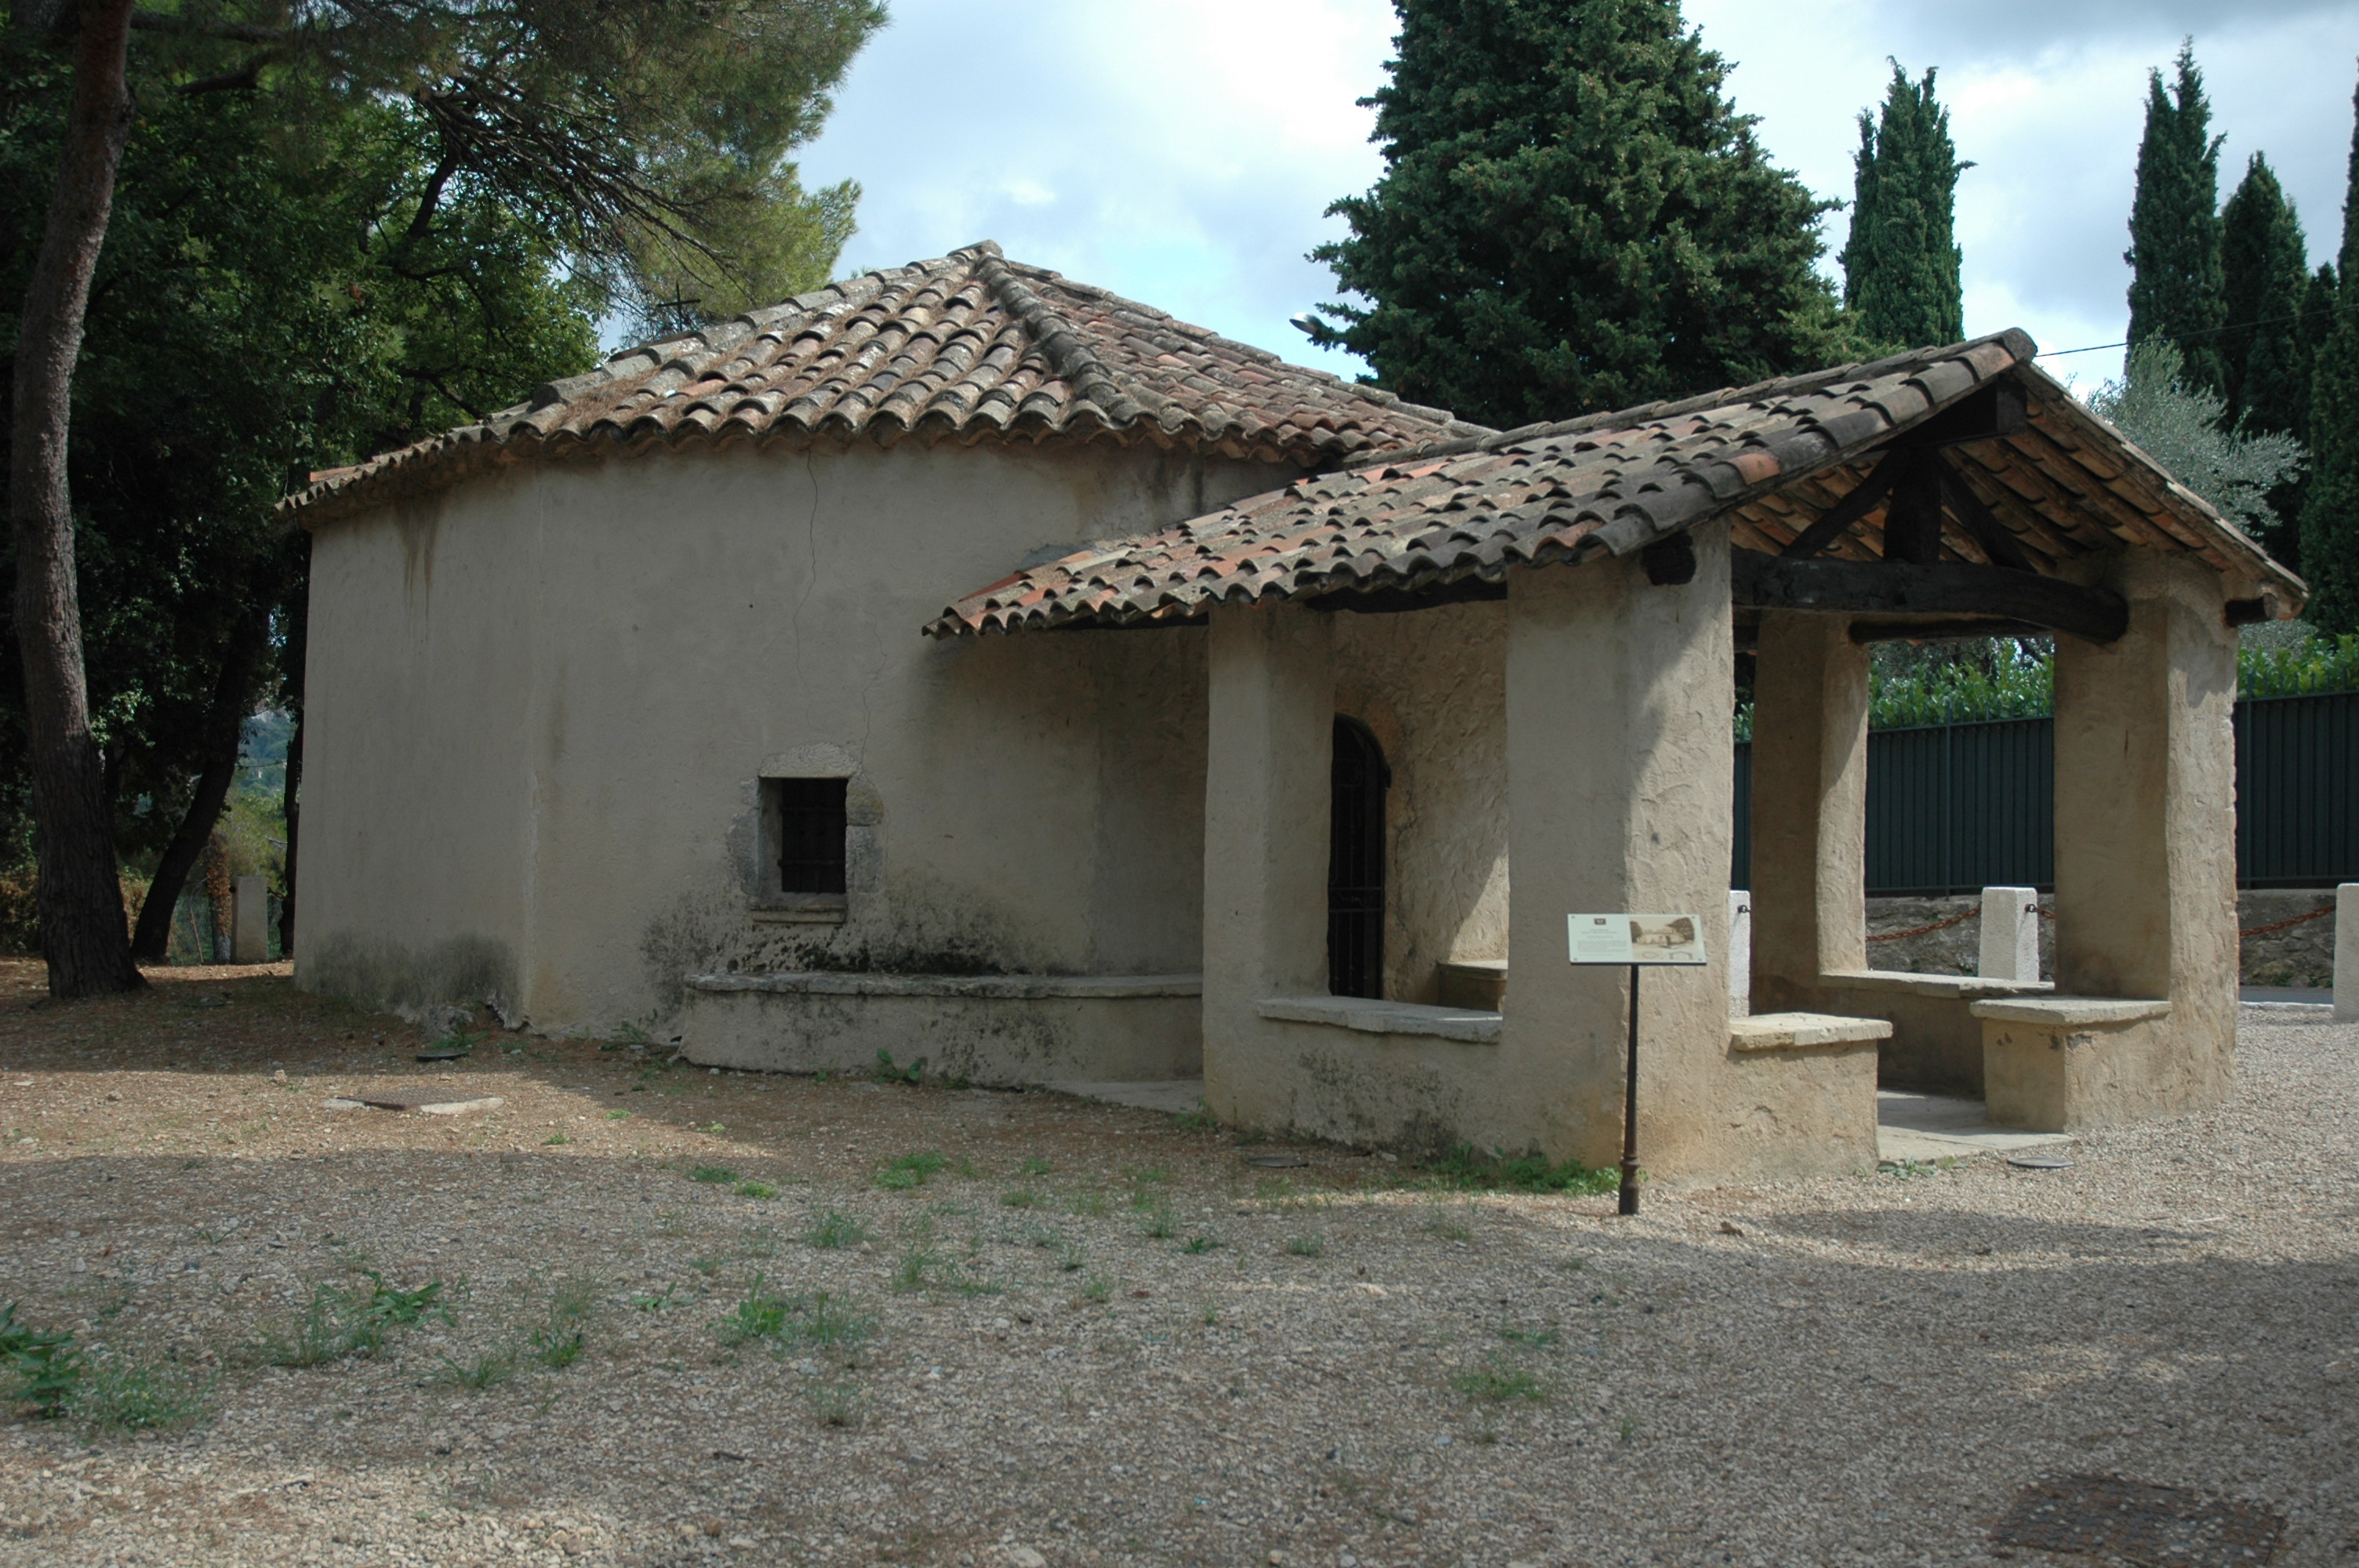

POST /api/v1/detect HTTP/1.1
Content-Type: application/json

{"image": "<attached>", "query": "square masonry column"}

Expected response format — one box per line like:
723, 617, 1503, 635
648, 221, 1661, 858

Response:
1201, 601, 1334, 1129
1502, 535, 1734, 1174
1747, 610, 1870, 1014
1986, 552, 2241, 1126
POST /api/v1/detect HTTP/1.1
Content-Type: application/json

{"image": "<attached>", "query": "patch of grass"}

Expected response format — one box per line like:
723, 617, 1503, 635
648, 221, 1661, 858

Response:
717, 1276, 874, 1352
1000, 1189, 1041, 1210
876, 1149, 945, 1191
1140, 1207, 1178, 1240
74, 1352, 213, 1432
1069, 1191, 1110, 1218
529, 1326, 584, 1369
0, 1301, 83, 1417
689, 1256, 725, 1277
256, 1272, 451, 1367
1181, 1235, 1219, 1255
1499, 1326, 1561, 1349
437, 1348, 518, 1391
808, 1381, 861, 1428
1285, 1233, 1327, 1258
1425, 1217, 1474, 1242
893, 1247, 1001, 1298
689, 1165, 740, 1185
1018, 1156, 1054, 1176
629, 1284, 689, 1312
733, 1180, 779, 1200
1417, 1145, 1618, 1197
808, 1210, 867, 1249
543, 1133, 569, 1146
604, 1109, 631, 1122
1172, 1101, 1219, 1133
891, 1247, 939, 1294
1453, 1358, 1544, 1403
703, 1122, 727, 1136
1077, 1274, 1114, 1305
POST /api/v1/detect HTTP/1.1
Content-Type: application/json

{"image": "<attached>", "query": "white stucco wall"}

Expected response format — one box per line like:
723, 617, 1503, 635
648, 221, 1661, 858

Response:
297, 440, 1292, 1034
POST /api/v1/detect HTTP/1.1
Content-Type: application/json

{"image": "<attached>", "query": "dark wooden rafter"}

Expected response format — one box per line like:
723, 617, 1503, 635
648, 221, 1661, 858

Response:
1779, 450, 1905, 559
1732, 550, 2127, 644
1848, 618, 2048, 644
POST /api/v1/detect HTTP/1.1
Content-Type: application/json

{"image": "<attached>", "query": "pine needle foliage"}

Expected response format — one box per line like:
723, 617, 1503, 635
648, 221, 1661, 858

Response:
1307, 0, 1855, 429
2125, 42, 2229, 394
1841, 64, 1968, 350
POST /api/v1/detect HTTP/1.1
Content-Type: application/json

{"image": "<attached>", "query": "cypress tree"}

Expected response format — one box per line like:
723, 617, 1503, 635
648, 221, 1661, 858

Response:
2220, 154, 2311, 434
2299, 77, 2359, 632
1307, 0, 1849, 428
2125, 42, 2228, 393
1840, 64, 1968, 350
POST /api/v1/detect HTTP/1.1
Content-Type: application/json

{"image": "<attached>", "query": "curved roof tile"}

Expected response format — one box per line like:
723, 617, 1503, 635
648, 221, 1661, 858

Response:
285, 243, 1483, 524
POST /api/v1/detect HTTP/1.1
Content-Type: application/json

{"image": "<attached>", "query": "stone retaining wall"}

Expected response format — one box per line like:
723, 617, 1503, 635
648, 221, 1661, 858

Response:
1857, 889, 2335, 988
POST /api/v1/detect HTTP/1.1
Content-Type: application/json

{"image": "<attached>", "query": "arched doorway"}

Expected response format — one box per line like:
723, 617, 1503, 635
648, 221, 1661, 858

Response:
1329, 717, 1389, 998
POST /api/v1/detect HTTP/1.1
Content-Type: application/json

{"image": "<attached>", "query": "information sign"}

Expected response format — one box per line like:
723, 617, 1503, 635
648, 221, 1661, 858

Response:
1565, 913, 1708, 967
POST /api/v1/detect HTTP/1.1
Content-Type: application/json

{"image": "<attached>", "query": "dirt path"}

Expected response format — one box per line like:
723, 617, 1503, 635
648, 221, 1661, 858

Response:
0, 960, 2352, 1566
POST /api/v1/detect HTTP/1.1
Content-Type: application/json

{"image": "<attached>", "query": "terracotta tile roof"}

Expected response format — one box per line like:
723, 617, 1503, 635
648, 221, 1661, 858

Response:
928, 330, 2306, 636
283, 242, 1483, 524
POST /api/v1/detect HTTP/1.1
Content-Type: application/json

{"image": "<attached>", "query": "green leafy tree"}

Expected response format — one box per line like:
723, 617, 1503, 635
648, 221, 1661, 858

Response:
1840, 63, 1968, 350
2219, 154, 2317, 564
2089, 341, 2302, 539
1305, 0, 1855, 429
2302, 76, 2359, 633
2125, 41, 2227, 393
5, 0, 882, 990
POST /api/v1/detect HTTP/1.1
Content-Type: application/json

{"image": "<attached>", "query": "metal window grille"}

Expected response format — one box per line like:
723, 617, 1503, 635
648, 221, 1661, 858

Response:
776, 778, 849, 895
1328, 717, 1387, 999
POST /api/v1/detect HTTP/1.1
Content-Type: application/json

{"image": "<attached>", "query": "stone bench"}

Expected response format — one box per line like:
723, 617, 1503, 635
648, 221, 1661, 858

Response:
1814, 969, 2052, 1097
1971, 996, 2174, 1132
1721, 1011, 1892, 1180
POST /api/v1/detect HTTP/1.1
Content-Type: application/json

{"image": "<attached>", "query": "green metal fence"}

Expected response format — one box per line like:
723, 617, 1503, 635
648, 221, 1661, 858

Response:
1731, 688, 2359, 893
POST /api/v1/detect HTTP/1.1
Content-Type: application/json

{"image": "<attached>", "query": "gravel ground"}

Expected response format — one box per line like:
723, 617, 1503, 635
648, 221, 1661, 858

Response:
0, 959, 2353, 1567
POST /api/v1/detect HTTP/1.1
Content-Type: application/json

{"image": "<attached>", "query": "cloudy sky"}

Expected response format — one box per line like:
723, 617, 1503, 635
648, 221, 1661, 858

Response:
795, 0, 2359, 401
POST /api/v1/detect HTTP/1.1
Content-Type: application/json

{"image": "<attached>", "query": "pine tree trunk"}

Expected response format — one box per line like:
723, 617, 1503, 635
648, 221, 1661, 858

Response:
129, 625, 264, 962
9, 0, 142, 997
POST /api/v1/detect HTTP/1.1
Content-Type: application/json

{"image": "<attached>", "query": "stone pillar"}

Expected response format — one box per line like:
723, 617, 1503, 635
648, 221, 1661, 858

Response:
1727, 889, 1752, 1016
231, 875, 269, 963
1502, 534, 1733, 1173
2048, 552, 2239, 1100
1201, 601, 1333, 1127
1747, 611, 1870, 1012
1977, 886, 2040, 981
2336, 884, 2359, 1022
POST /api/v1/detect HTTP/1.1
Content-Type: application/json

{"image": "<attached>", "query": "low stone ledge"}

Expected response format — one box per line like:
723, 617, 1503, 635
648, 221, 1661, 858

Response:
685, 971, 1202, 1000
1728, 1011, 1895, 1053
1256, 995, 1502, 1044
1821, 969, 2054, 1000
1969, 996, 2171, 1026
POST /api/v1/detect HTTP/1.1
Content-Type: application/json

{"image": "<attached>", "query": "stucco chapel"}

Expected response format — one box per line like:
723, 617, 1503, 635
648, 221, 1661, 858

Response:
284, 242, 2306, 1182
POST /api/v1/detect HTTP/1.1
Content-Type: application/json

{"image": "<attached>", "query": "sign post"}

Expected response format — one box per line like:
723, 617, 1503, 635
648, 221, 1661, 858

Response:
1567, 913, 1708, 1217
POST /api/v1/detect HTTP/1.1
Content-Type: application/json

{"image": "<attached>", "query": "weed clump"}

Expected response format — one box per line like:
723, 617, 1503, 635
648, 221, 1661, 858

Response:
716, 1276, 873, 1353
689, 1165, 740, 1185
875, 1150, 945, 1191
0, 1301, 82, 1417
808, 1210, 867, 1249
256, 1272, 451, 1367
1419, 1145, 1617, 1196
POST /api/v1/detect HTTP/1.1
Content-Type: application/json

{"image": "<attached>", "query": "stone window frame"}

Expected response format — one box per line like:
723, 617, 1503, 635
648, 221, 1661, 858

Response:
750, 746, 883, 927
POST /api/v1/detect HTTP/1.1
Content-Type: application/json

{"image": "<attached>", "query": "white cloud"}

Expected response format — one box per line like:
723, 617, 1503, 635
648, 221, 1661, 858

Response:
794, 0, 2359, 396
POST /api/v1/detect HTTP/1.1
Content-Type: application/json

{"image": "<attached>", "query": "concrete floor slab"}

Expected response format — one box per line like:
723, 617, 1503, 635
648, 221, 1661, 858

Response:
1044, 1079, 1205, 1116
1877, 1089, 2072, 1163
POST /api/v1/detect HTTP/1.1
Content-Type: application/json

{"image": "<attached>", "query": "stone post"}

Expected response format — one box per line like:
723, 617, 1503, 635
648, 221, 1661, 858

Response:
1747, 611, 1870, 1011
1502, 535, 1732, 1173
1977, 886, 2039, 982
1727, 889, 1752, 1016
231, 875, 269, 963
2046, 552, 2239, 1102
2336, 884, 2359, 1022
1201, 601, 1333, 1128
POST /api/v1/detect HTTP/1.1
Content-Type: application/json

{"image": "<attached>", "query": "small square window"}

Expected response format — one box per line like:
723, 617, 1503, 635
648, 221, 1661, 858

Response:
773, 778, 848, 895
